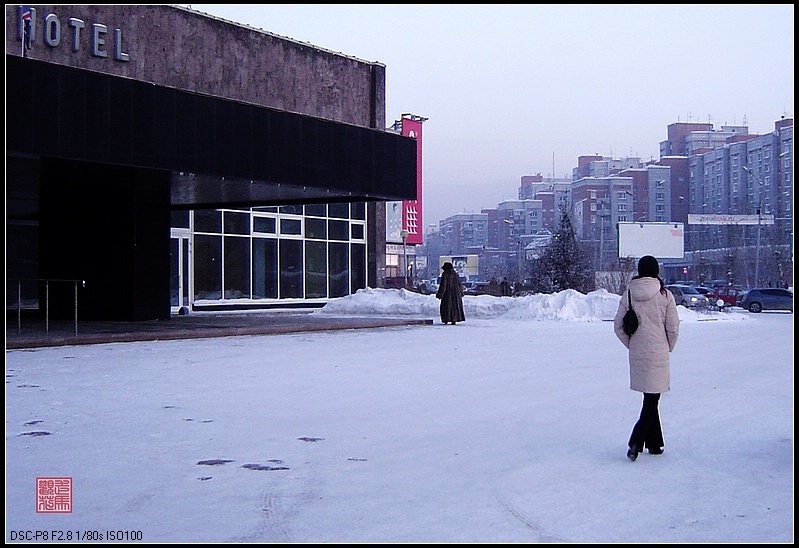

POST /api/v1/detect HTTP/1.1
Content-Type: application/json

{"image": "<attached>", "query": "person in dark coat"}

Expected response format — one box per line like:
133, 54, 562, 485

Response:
500, 277, 512, 297
488, 277, 500, 297
436, 262, 466, 325
613, 255, 680, 461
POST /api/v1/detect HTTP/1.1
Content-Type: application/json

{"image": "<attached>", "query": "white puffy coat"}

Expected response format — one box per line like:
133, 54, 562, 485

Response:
613, 277, 680, 393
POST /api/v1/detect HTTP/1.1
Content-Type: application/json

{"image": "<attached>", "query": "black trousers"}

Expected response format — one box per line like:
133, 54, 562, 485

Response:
628, 393, 664, 450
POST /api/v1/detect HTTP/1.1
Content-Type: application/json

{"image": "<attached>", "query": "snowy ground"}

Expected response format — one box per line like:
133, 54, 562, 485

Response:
5, 289, 794, 543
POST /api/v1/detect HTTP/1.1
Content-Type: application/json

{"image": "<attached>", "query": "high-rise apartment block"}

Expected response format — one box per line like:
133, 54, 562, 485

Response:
426, 117, 792, 287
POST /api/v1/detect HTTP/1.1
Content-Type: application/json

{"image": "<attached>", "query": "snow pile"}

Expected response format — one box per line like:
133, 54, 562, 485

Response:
317, 287, 747, 323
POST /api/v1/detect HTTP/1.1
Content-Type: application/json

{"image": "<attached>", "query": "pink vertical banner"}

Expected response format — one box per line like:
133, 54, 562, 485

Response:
400, 115, 425, 245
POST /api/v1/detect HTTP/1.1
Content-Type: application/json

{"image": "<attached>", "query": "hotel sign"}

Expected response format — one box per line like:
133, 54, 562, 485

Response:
17, 6, 130, 61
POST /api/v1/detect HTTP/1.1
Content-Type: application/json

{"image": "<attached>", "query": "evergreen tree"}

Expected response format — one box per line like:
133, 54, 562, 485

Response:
530, 208, 595, 294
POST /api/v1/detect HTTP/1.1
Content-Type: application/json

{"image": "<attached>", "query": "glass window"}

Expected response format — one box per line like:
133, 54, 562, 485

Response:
224, 211, 250, 235
304, 203, 327, 217
252, 237, 278, 299
279, 205, 303, 215
328, 220, 349, 241
280, 218, 302, 235
194, 234, 222, 299
351, 202, 366, 220
194, 209, 222, 233
328, 203, 349, 219
305, 218, 327, 239
189, 200, 370, 304
253, 216, 276, 234
305, 241, 327, 298
279, 239, 303, 298
329, 242, 349, 298
170, 239, 180, 307
351, 243, 366, 292
224, 236, 250, 299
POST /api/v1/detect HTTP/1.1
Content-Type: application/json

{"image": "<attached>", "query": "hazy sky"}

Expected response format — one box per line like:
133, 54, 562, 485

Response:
187, 4, 794, 226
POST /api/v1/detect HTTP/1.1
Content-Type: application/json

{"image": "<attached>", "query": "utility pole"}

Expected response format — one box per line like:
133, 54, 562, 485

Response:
400, 229, 409, 289
743, 166, 763, 287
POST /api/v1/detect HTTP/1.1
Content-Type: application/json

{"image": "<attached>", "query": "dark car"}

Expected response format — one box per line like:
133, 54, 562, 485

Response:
738, 288, 793, 313
463, 281, 491, 295
666, 284, 709, 309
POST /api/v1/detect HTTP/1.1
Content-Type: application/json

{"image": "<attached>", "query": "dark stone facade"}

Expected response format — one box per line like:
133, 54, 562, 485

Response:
6, 5, 415, 320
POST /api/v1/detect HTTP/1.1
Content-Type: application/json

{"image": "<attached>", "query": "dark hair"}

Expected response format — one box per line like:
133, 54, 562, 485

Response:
442, 262, 454, 271
633, 255, 666, 294
637, 255, 659, 277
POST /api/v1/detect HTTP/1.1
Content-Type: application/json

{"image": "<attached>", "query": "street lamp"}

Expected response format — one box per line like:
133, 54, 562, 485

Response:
502, 219, 514, 279
597, 199, 610, 271
400, 229, 409, 289
742, 166, 763, 287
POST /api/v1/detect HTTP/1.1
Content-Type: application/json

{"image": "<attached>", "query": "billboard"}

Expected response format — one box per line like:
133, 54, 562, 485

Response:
687, 214, 774, 226
617, 222, 684, 259
439, 255, 479, 280
386, 201, 404, 243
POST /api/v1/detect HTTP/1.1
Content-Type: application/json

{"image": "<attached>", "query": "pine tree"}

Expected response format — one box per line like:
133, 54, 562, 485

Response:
530, 208, 595, 294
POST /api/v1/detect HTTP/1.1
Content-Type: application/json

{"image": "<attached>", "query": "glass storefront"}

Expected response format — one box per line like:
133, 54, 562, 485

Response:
171, 203, 367, 309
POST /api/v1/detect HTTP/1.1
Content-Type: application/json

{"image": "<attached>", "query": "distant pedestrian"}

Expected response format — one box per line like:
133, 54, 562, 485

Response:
436, 262, 466, 325
488, 277, 500, 297
613, 255, 680, 461
500, 277, 512, 297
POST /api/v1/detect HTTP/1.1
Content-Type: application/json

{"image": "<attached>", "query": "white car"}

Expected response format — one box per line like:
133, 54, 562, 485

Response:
666, 284, 709, 308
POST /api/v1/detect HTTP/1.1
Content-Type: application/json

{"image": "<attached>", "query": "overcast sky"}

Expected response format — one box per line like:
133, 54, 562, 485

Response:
187, 4, 794, 226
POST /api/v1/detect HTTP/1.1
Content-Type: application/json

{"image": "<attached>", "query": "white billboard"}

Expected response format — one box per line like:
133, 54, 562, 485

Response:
617, 222, 684, 259
386, 201, 405, 243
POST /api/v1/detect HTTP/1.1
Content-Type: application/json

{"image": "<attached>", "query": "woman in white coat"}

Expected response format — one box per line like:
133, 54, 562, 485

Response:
614, 255, 680, 461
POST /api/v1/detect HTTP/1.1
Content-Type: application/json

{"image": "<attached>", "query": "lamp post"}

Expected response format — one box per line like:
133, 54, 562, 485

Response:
503, 219, 514, 278
743, 166, 763, 287
400, 229, 409, 289
427, 223, 436, 282
598, 199, 610, 271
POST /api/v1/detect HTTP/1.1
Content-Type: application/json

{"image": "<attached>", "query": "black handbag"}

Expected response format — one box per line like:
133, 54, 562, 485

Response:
622, 290, 639, 336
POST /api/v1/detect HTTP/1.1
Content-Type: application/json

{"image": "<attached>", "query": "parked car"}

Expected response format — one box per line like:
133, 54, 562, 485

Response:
666, 284, 709, 309
463, 281, 491, 295
738, 288, 793, 313
694, 286, 711, 297
708, 285, 744, 308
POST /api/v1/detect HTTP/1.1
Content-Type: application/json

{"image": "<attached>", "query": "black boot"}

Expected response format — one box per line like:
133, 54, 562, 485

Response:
627, 444, 641, 461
